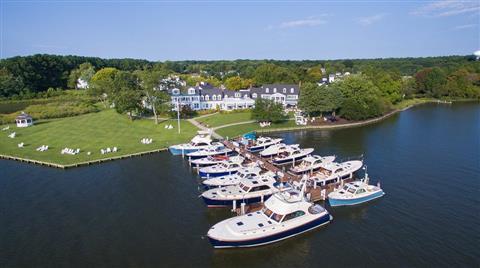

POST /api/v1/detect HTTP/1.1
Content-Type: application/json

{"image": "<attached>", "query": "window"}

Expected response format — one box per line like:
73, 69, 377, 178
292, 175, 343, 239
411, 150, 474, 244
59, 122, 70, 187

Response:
283, 88, 286, 93
283, 211, 305, 222
266, 88, 269, 93
235, 93, 241, 98
291, 88, 294, 93
273, 88, 277, 93
212, 95, 216, 101
205, 95, 209, 101
252, 93, 257, 98
356, 189, 366, 194
201, 95, 204, 101
217, 95, 222, 100
250, 185, 270, 192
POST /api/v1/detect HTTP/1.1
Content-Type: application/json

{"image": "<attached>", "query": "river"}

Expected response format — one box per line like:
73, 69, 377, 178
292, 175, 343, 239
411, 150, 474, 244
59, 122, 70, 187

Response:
0, 102, 478, 267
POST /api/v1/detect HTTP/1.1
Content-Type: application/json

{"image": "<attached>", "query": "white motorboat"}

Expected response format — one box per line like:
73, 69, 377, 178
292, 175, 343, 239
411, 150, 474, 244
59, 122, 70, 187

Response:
309, 160, 363, 187
272, 147, 314, 165
289, 155, 336, 175
187, 145, 233, 160
198, 159, 246, 178
246, 137, 283, 152
328, 172, 385, 206
169, 131, 221, 155
207, 183, 332, 248
260, 143, 299, 158
201, 174, 290, 207
191, 155, 244, 168
202, 165, 267, 187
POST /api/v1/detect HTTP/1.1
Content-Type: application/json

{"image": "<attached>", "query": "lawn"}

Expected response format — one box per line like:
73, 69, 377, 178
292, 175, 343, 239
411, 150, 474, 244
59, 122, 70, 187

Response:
216, 119, 297, 138
0, 109, 198, 165
196, 111, 252, 128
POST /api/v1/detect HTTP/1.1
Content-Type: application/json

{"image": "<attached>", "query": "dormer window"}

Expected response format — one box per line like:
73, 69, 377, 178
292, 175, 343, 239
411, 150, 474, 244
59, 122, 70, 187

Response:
266, 88, 269, 93
188, 88, 195, 95
172, 88, 180, 95
205, 95, 209, 101
273, 88, 277, 93
218, 94, 222, 100
212, 95, 216, 101
235, 93, 241, 98
252, 93, 257, 98
283, 88, 286, 93
290, 88, 294, 93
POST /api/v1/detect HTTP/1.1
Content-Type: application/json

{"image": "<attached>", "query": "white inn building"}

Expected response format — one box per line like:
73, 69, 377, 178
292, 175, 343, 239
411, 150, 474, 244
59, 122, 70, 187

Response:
169, 83, 300, 111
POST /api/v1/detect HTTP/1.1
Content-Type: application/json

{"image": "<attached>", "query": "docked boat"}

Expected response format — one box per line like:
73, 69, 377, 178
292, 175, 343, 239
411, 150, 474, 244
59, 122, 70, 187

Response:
309, 160, 363, 187
198, 159, 246, 178
328, 173, 384, 206
202, 165, 266, 188
272, 147, 314, 165
207, 183, 332, 248
260, 143, 299, 158
186, 145, 233, 160
201, 175, 291, 207
191, 155, 244, 168
169, 131, 222, 155
289, 155, 336, 175
246, 137, 282, 153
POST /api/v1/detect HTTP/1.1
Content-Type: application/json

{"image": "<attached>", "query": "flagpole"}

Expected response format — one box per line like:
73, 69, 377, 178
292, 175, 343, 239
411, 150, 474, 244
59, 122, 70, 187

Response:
177, 99, 181, 134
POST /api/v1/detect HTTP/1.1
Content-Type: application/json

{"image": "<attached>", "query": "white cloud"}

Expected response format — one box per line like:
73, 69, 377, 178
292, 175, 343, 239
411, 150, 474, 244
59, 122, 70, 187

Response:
267, 15, 329, 30
453, 23, 477, 30
357, 13, 387, 26
411, 0, 480, 17
279, 18, 327, 28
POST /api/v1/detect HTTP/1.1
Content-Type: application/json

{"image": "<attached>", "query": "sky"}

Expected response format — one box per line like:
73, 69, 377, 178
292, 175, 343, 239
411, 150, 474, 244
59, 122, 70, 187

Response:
1, 0, 479, 61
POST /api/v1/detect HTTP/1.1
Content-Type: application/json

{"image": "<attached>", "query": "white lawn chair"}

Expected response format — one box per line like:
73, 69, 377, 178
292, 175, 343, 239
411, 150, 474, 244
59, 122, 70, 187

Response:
101, 149, 105, 154
113, 147, 117, 152
17, 143, 24, 148
107, 148, 111, 153
87, 152, 91, 155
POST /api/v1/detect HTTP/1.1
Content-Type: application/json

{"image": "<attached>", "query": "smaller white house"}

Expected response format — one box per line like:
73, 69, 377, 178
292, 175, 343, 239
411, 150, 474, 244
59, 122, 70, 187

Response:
16, 112, 33, 127
76, 78, 89, 89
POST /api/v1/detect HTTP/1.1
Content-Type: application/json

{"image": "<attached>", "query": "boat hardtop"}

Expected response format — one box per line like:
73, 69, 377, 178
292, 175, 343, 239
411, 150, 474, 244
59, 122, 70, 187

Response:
272, 147, 315, 165
191, 155, 243, 167
202, 165, 267, 187
169, 131, 221, 155
207, 183, 332, 248
328, 173, 385, 206
289, 155, 336, 174
187, 145, 232, 158
260, 143, 299, 157
246, 137, 282, 152
309, 160, 363, 185
200, 160, 243, 173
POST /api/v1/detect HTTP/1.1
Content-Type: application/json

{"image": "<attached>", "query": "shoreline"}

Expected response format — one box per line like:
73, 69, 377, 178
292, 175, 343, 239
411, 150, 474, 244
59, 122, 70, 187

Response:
0, 99, 474, 169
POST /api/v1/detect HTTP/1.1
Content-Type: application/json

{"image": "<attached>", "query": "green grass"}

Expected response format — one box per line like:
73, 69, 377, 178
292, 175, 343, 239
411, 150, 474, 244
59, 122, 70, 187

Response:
0, 109, 198, 165
196, 111, 252, 127
392, 98, 436, 110
216, 120, 297, 138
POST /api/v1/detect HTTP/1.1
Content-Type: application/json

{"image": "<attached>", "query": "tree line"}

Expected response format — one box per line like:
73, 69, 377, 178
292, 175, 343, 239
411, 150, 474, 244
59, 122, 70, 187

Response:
1, 54, 479, 98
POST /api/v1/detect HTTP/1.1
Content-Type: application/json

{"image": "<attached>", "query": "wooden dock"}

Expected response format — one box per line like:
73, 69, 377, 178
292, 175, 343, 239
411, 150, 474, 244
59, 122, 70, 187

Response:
222, 139, 357, 215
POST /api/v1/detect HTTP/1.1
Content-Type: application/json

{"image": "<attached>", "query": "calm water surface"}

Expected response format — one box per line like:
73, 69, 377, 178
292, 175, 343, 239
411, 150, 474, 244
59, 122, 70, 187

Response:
1, 103, 479, 267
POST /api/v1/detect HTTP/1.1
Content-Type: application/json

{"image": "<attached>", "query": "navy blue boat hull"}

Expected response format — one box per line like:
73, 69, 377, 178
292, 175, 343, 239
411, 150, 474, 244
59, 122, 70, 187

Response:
199, 170, 239, 178
208, 213, 332, 248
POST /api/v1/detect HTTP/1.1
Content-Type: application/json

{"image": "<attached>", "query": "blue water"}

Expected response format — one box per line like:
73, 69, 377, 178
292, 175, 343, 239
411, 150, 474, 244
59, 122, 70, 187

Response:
0, 102, 479, 267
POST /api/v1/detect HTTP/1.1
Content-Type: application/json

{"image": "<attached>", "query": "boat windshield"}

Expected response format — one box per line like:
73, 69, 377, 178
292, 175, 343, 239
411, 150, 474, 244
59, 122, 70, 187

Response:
239, 183, 250, 192
347, 188, 356, 194
262, 208, 283, 222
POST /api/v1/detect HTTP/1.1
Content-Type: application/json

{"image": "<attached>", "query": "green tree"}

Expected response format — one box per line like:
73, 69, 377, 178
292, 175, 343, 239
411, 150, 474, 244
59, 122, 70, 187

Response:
299, 83, 343, 116
331, 74, 387, 120
0, 68, 25, 97
67, 62, 95, 89
90, 67, 119, 108
137, 70, 170, 124
113, 90, 141, 120
251, 99, 287, 123
414, 67, 447, 97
